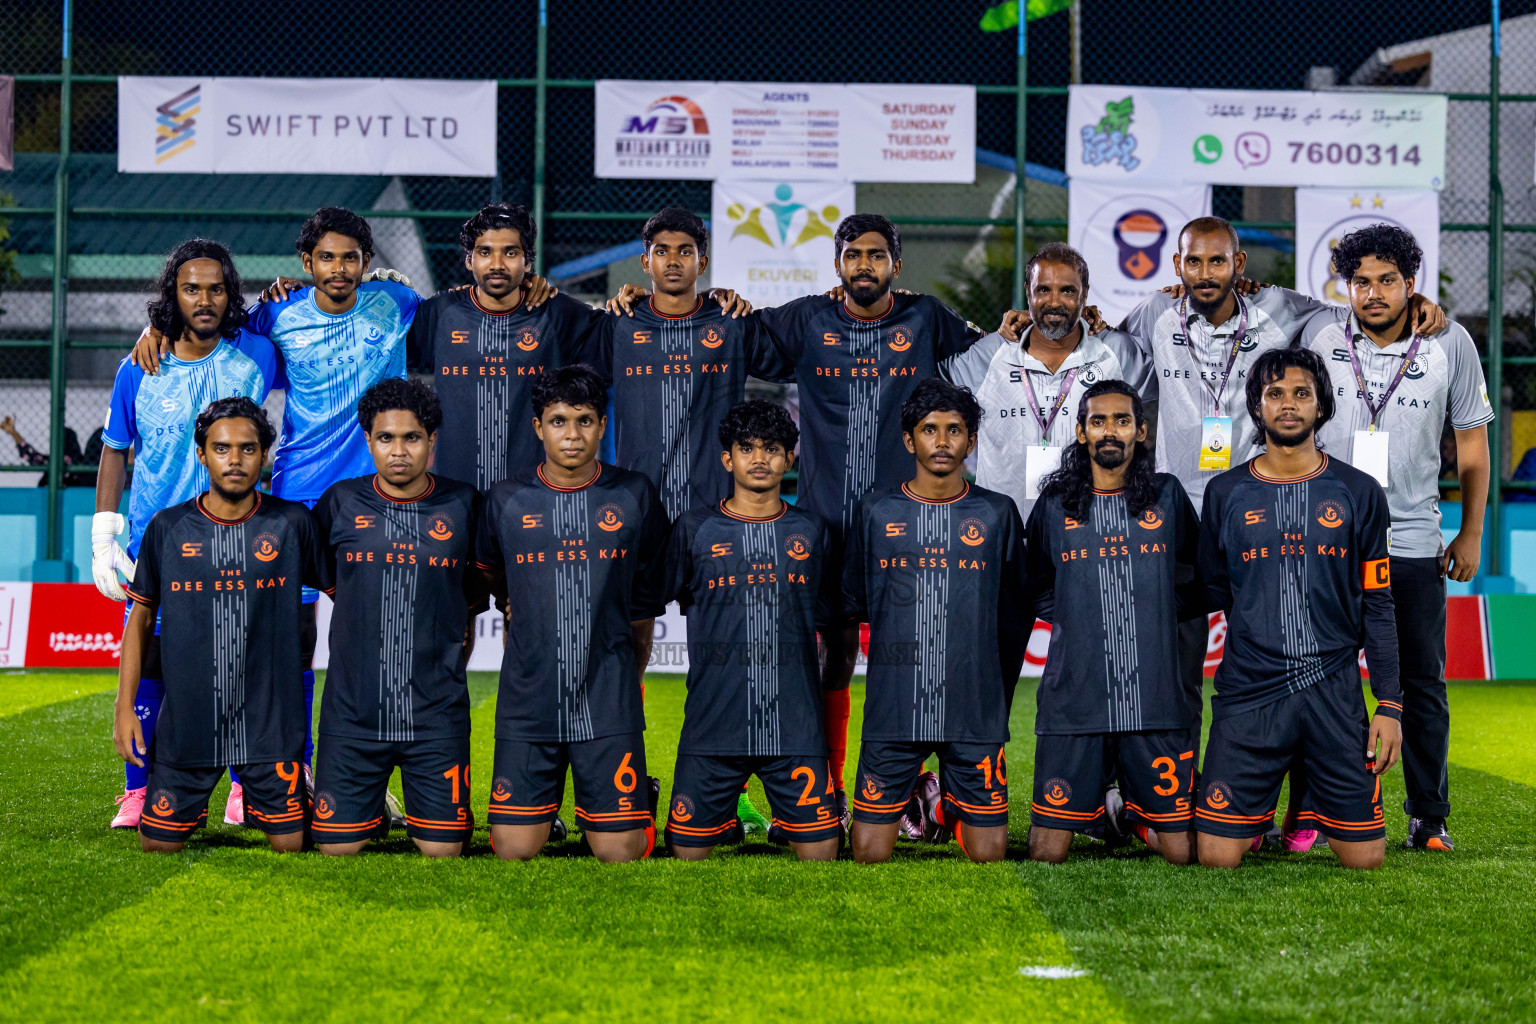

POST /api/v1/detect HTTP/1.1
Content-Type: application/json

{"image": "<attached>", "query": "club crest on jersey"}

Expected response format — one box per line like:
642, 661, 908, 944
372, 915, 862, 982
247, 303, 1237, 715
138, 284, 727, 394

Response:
313, 792, 336, 820
490, 777, 514, 802
671, 794, 695, 822
785, 534, 812, 561
861, 775, 885, 802
1079, 361, 1101, 385
699, 326, 725, 350
1204, 780, 1234, 810
596, 504, 625, 532
363, 325, 384, 347
253, 533, 281, 562
517, 328, 541, 352
1042, 778, 1072, 806
150, 789, 176, 816
428, 514, 455, 541
887, 327, 912, 353
1315, 500, 1346, 529
958, 518, 986, 546
1138, 505, 1164, 530
1404, 356, 1427, 379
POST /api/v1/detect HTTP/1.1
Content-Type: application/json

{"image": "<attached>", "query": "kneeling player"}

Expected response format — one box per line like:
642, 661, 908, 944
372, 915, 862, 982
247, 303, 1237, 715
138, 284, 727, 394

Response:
1025, 381, 1203, 865
664, 401, 842, 861
113, 398, 320, 852
1196, 349, 1402, 869
311, 378, 483, 857
476, 365, 669, 862
845, 379, 1026, 864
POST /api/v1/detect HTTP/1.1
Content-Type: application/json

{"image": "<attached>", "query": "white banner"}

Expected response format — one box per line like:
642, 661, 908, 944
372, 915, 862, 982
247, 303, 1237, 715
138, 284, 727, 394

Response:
1069, 85, 1446, 190
710, 180, 854, 307
0, 582, 32, 668
1295, 188, 1440, 305
1069, 180, 1212, 328
118, 77, 497, 176
595, 80, 974, 183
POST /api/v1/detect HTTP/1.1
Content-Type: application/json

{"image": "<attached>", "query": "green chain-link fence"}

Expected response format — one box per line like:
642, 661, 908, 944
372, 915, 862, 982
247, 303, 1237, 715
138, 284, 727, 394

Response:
1, 0, 1532, 574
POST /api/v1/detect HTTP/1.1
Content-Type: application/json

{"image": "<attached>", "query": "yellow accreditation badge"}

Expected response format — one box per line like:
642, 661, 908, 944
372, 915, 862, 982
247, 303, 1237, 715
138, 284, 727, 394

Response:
1199, 415, 1232, 471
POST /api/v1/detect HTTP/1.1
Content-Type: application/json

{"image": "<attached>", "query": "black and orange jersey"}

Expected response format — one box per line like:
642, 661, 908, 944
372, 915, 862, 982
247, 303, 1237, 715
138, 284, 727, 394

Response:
312, 474, 481, 743
126, 493, 320, 769
584, 298, 781, 521
407, 289, 608, 490
754, 294, 986, 533
1025, 474, 1202, 735
1199, 455, 1402, 721
664, 500, 839, 758
475, 462, 669, 743
843, 481, 1025, 745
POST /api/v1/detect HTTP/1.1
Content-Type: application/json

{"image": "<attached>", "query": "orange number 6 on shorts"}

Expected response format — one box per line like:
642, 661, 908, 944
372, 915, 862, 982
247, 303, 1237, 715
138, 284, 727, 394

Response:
614, 752, 637, 794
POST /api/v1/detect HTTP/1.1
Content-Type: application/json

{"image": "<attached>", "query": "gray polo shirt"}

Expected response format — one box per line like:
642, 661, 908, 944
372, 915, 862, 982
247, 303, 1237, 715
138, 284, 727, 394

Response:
1298, 308, 1493, 559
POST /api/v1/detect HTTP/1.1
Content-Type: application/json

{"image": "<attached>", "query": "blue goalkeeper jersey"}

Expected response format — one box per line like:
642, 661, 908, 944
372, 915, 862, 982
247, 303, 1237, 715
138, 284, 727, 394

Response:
246, 280, 418, 503
100, 330, 279, 557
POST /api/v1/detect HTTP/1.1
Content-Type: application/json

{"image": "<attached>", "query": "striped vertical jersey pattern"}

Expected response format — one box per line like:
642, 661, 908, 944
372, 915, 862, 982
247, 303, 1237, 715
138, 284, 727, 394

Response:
843, 482, 1026, 745
591, 298, 779, 521
246, 280, 419, 503
475, 463, 669, 744
1198, 456, 1403, 721
312, 474, 480, 743
124, 494, 320, 768
755, 294, 987, 533
100, 330, 280, 557
407, 290, 609, 491
1024, 474, 1202, 735
664, 500, 840, 758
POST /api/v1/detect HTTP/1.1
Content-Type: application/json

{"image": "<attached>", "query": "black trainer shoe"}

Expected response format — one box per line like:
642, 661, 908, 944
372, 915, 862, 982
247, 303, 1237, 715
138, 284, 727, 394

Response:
1404, 816, 1453, 851
549, 816, 569, 844
647, 776, 661, 821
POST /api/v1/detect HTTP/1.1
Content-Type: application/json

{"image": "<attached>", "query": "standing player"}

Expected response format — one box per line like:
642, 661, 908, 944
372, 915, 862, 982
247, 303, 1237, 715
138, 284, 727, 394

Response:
663, 401, 843, 860
97, 239, 279, 828
475, 366, 669, 862
113, 398, 320, 852
1298, 224, 1492, 852
843, 379, 1025, 864
1025, 381, 1202, 864
310, 379, 483, 857
1195, 349, 1402, 869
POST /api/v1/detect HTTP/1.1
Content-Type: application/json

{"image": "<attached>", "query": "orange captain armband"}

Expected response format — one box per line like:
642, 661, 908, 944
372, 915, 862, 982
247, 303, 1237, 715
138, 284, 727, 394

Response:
1363, 558, 1391, 590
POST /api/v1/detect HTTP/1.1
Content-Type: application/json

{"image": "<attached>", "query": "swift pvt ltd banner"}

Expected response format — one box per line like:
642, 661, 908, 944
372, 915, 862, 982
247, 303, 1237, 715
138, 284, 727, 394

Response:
117, 77, 497, 176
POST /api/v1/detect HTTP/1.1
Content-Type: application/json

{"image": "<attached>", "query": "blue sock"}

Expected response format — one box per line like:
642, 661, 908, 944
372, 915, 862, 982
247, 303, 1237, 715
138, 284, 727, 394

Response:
303, 669, 315, 765
124, 677, 164, 791
229, 766, 240, 785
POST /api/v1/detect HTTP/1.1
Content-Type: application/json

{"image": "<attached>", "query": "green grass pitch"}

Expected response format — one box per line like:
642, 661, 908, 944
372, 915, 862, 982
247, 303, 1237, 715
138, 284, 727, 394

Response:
1, 670, 1533, 1022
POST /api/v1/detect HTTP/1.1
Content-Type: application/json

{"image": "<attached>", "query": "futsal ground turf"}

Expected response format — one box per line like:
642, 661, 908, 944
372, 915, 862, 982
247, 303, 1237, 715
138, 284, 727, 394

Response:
0, 669, 1532, 1022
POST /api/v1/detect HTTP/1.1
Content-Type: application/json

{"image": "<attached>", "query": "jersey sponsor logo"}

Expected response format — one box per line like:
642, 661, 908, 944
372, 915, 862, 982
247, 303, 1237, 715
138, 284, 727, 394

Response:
517, 329, 540, 352
1364, 558, 1391, 589
354, 515, 376, 530
884, 523, 907, 538
450, 330, 470, 344
1042, 778, 1072, 806
887, 327, 912, 353
1243, 509, 1266, 525
671, 794, 695, 822
596, 504, 625, 532
522, 513, 543, 529
1203, 780, 1234, 810
709, 542, 733, 558
1137, 505, 1164, 530
150, 789, 176, 816
253, 532, 282, 562
860, 775, 885, 802
1315, 500, 1346, 529
428, 514, 455, 541
1064, 516, 1084, 530
490, 777, 514, 802
958, 518, 986, 546
632, 330, 653, 345
699, 326, 725, 350
180, 542, 204, 558
313, 792, 336, 820
822, 332, 841, 346
785, 534, 812, 561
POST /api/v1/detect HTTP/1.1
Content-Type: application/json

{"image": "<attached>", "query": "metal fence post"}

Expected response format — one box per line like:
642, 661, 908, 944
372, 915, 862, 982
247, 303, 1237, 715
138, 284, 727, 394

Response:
1487, 0, 1504, 577
44, 0, 73, 566
1012, 9, 1027, 308
533, 0, 549, 274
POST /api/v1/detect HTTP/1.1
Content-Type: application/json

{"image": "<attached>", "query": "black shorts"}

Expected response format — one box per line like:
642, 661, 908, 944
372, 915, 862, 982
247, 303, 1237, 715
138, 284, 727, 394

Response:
666, 754, 842, 847
489, 732, 651, 833
312, 733, 472, 844
1031, 729, 1196, 833
139, 758, 308, 842
1197, 675, 1385, 842
851, 739, 1009, 828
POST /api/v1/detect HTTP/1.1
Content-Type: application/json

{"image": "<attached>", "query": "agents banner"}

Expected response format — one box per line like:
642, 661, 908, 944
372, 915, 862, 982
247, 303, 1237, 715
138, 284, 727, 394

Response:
710, 180, 854, 307
1295, 187, 1440, 305
595, 80, 974, 182
1068, 179, 1212, 328
117, 77, 496, 176
1069, 85, 1446, 190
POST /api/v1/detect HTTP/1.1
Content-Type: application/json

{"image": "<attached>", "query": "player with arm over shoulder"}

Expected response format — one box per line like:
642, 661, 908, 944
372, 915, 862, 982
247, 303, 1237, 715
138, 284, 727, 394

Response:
663, 401, 842, 861
113, 399, 321, 853
1195, 349, 1402, 870
1024, 381, 1203, 865
475, 366, 669, 863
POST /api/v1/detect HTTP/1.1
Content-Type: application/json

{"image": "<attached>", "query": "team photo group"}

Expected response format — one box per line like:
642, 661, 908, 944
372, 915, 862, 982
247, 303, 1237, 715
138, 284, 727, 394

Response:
96, 197, 1490, 870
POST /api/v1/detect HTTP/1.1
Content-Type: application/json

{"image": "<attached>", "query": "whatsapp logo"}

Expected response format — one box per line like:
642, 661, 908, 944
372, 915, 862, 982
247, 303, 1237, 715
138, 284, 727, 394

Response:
1193, 135, 1223, 164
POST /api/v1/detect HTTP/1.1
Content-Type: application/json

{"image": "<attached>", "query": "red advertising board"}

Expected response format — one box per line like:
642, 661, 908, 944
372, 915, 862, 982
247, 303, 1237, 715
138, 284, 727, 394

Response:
23, 583, 125, 668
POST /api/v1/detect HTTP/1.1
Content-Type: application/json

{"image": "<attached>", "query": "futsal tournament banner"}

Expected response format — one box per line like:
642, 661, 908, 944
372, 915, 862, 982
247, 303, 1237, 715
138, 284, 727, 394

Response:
1295, 187, 1440, 305
117, 77, 497, 176
1068, 179, 1212, 328
709, 180, 855, 307
593, 80, 975, 183
1067, 85, 1447, 190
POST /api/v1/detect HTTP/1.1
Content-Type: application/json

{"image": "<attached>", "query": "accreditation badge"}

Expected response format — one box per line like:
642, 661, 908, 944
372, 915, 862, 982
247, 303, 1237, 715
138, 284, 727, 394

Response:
1352, 429, 1390, 488
1199, 416, 1232, 471
1024, 445, 1063, 500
